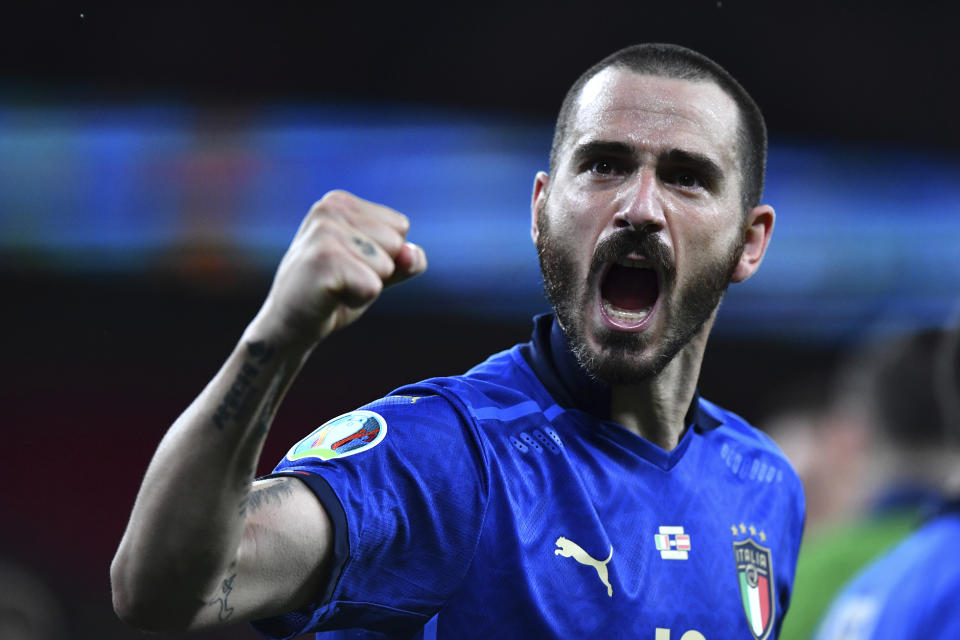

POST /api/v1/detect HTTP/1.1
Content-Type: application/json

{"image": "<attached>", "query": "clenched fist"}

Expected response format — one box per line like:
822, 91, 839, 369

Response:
250, 191, 427, 347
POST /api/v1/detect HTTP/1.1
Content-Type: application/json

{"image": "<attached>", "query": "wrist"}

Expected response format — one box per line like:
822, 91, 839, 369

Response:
243, 303, 320, 360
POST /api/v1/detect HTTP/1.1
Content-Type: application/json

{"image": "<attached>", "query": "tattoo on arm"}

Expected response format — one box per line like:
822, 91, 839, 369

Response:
246, 340, 274, 364
212, 340, 278, 431
209, 573, 237, 622
238, 480, 295, 518
352, 236, 376, 256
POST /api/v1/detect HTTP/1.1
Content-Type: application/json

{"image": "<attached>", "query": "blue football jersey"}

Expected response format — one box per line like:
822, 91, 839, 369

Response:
253, 315, 805, 640
814, 500, 960, 640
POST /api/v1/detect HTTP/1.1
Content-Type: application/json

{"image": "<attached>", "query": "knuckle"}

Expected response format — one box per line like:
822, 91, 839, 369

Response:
309, 240, 349, 266
363, 276, 384, 298
374, 233, 401, 256
321, 189, 354, 205
377, 256, 397, 279
312, 190, 355, 214
311, 215, 340, 235
348, 274, 383, 304
302, 219, 342, 249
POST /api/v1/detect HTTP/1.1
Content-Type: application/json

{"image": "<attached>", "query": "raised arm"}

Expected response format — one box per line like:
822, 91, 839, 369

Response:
110, 191, 427, 632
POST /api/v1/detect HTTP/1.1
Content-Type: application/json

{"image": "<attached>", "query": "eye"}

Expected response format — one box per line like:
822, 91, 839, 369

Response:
589, 159, 622, 176
664, 168, 704, 190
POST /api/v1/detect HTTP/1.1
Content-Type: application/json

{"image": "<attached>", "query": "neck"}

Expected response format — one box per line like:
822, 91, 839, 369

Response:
610, 327, 709, 451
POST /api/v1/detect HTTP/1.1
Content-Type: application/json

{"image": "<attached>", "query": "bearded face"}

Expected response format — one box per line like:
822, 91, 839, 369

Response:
531, 70, 764, 385
536, 197, 744, 384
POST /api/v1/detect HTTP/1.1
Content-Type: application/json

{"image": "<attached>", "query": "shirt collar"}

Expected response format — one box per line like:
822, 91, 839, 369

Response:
519, 313, 720, 432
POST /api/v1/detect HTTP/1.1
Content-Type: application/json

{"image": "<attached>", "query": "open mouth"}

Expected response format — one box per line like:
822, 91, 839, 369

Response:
599, 259, 660, 328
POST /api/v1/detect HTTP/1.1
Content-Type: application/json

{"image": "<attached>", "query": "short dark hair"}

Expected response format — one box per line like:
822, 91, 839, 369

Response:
549, 43, 767, 212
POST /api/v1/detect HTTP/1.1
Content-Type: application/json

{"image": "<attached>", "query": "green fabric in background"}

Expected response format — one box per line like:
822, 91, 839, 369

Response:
779, 511, 919, 640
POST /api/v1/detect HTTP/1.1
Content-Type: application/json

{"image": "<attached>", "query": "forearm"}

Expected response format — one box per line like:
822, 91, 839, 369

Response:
111, 192, 426, 631
111, 315, 312, 629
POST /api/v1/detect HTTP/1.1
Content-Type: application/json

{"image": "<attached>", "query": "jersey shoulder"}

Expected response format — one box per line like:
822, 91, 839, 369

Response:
701, 397, 797, 467
392, 345, 553, 425
700, 397, 806, 515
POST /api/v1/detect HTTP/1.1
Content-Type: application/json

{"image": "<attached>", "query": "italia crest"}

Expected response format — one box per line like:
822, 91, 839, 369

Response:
732, 531, 775, 640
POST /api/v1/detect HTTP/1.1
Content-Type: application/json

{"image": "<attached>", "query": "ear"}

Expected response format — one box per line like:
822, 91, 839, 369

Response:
731, 204, 775, 283
530, 171, 550, 244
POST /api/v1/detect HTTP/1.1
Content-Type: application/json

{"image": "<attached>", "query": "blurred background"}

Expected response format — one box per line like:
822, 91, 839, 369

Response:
2, 1, 958, 638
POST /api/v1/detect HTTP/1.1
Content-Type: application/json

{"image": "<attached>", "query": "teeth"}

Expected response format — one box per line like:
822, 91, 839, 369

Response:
602, 300, 651, 322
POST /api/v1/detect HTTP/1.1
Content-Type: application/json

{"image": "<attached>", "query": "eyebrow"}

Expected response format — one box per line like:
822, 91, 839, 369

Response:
570, 140, 634, 165
660, 149, 724, 187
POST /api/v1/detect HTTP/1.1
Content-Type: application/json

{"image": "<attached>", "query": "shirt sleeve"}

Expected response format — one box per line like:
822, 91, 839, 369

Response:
251, 392, 489, 639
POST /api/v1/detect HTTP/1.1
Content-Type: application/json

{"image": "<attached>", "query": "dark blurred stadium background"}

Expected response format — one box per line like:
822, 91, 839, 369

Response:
2, 2, 958, 638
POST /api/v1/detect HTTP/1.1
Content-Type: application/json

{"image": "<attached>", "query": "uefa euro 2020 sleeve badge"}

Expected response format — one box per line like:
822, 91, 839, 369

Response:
286, 410, 387, 461
731, 524, 775, 640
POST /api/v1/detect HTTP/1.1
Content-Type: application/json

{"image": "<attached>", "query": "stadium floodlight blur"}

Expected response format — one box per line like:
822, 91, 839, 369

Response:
1, 103, 958, 342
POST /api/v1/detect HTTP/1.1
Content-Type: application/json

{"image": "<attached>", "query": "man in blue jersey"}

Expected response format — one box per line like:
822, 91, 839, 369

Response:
112, 43, 803, 639
813, 325, 960, 640
813, 501, 960, 640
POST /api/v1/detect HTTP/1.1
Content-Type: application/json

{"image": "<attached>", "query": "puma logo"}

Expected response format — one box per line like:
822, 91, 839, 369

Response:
555, 536, 614, 597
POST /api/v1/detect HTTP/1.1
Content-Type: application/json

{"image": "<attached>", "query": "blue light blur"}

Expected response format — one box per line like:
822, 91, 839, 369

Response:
1, 103, 957, 342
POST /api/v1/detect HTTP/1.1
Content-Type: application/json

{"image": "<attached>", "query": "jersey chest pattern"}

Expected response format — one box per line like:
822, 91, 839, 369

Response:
278, 331, 804, 640
431, 389, 800, 640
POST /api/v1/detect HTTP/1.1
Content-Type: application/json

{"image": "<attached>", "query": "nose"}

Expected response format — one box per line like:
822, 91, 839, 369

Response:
613, 168, 665, 233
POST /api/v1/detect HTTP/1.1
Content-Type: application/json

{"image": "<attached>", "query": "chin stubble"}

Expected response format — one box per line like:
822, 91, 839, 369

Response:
536, 201, 744, 384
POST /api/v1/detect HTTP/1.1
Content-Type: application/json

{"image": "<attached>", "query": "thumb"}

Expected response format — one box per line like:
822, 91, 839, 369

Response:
385, 242, 427, 288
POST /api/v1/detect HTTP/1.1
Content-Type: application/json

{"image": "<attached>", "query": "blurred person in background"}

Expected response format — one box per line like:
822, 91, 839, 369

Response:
110, 43, 804, 639
812, 320, 960, 639
770, 321, 960, 639
759, 377, 869, 535
0, 558, 67, 640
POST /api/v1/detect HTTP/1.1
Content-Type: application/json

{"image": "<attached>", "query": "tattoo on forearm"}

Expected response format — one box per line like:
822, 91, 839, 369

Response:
353, 236, 376, 256
212, 362, 258, 430
238, 480, 294, 517
208, 573, 236, 622
246, 340, 274, 364
212, 341, 276, 431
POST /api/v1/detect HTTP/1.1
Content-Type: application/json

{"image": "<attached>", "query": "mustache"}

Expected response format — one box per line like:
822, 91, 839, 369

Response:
590, 229, 675, 279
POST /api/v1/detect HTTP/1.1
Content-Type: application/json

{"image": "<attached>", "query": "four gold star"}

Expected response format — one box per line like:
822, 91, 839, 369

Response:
729, 524, 769, 543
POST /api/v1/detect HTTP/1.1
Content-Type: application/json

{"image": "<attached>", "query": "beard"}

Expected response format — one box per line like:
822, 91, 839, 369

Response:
536, 200, 744, 385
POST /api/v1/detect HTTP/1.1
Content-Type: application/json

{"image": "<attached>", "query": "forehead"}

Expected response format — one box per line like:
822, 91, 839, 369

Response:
565, 68, 740, 169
